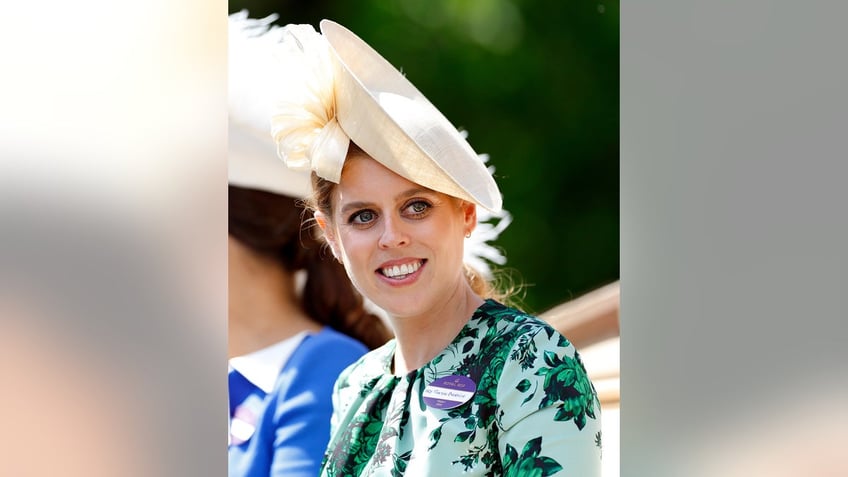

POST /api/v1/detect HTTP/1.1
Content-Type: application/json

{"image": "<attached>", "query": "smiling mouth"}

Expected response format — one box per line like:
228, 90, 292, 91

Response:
378, 259, 425, 279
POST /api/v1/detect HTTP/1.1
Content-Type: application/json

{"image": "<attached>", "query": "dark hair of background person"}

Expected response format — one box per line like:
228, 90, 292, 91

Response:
229, 184, 392, 350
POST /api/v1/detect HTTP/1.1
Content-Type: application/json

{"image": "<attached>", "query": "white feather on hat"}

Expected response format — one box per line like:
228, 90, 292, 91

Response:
464, 151, 512, 278
228, 10, 312, 199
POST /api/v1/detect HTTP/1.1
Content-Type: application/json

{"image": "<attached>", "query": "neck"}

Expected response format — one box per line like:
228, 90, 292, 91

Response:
390, 284, 484, 375
228, 239, 320, 358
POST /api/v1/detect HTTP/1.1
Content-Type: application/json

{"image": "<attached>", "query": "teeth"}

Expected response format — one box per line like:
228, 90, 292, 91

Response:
382, 261, 421, 278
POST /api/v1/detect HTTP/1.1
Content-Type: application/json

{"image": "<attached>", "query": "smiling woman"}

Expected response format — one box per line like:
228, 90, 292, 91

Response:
268, 17, 602, 477
315, 147, 477, 325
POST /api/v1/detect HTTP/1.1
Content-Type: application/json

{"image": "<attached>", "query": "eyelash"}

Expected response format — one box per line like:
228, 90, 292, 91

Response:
348, 209, 377, 225
404, 200, 432, 218
345, 200, 433, 227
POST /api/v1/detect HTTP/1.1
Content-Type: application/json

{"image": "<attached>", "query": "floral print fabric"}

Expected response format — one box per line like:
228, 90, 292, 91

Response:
320, 299, 602, 476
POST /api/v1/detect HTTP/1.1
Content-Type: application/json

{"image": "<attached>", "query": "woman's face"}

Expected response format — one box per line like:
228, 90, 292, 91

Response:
319, 154, 476, 319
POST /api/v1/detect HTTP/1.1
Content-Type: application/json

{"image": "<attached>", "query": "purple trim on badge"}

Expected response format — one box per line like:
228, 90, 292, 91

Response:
423, 375, 477, 409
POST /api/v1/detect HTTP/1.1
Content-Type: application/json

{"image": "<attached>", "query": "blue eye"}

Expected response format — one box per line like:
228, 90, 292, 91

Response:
404, 200, 431, 217
350, 210, 377, 225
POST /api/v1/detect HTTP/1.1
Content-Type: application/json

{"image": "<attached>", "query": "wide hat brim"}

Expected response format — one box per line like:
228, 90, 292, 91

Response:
319, 20, 503, 213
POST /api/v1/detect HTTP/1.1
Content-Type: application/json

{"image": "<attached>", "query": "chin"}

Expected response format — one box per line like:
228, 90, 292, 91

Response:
370, 293, 429, 319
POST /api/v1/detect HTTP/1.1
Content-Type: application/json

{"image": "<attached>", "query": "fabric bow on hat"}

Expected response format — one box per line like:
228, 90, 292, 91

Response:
270, 24, 350, 184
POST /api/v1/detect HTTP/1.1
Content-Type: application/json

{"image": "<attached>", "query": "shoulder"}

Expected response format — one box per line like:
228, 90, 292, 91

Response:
329, 339, 395, 421
446, 301, 565, 387
484, 302, 599, 432
344, 339, 395, 380
289, 327, 368, 365
275, 328, 369, 395
334, 338, 395, 389
474, 300, 569, 351
302, 326, 369, 353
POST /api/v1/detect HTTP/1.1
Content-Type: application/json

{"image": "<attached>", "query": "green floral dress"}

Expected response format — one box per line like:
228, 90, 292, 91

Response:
320, 299, 602, 476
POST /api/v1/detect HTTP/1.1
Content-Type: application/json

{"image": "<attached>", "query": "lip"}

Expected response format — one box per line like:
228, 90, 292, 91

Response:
375, 258, 427, 286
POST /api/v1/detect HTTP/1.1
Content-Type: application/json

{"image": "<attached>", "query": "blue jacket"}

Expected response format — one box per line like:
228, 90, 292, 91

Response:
229, 328, 368, 477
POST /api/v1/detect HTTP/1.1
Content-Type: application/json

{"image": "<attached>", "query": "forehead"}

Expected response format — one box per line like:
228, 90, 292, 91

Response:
331, 153, 461, 215
337, 154, 421, 196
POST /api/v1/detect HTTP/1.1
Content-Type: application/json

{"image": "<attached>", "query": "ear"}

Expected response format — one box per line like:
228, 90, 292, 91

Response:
314, 211, 342, 260
460, 201, 477, 237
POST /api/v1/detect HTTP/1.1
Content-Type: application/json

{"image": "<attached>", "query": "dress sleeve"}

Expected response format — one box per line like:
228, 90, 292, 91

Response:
268, 334, 366, 477
496, 324, 603, 476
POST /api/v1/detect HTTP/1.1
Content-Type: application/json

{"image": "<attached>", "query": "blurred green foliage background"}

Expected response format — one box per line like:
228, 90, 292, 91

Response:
229, 0, 619, 314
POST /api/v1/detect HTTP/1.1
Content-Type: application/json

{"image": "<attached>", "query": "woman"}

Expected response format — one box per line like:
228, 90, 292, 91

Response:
272, 19, 601, 476
228, 12, 392, 477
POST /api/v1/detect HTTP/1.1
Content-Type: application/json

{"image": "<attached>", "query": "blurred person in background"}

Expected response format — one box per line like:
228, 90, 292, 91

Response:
270, 18, 600, 476
228, 12, 392, 477
0, 197, 207, 477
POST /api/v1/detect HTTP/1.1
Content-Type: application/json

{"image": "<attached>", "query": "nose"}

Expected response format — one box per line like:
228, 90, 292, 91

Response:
378, 215, 409, 249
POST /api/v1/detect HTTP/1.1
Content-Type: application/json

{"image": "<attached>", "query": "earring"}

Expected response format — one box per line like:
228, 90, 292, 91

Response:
465, 231, 472, 238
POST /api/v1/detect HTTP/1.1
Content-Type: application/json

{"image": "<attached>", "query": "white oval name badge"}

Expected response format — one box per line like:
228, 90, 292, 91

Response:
423, 375, 476, 409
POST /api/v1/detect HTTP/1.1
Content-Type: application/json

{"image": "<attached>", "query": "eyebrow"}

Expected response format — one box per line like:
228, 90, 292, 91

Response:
339, 187, 434, 216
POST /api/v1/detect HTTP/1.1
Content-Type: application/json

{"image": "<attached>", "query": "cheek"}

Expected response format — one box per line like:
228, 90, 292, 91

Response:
445, 219, 471, 259
421, 219, 464, 258
336, 230, 372, 265
434, 211, 467, 241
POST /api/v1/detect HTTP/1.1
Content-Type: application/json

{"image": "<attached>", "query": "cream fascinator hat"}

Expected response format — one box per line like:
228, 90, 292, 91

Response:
228, 11, 312, 199
268, 16, 510, 276
271, 19, 502, 213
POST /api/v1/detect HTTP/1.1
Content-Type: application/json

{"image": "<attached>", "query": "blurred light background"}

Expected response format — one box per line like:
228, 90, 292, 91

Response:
1, 0, 227, 474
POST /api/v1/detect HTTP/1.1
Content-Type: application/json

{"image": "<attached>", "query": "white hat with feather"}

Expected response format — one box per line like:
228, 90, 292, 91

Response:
228, 11, 312, 199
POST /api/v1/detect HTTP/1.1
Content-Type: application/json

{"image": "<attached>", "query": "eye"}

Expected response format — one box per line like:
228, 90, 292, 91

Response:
349, 209, 377, 225
403, 200, 432, 218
